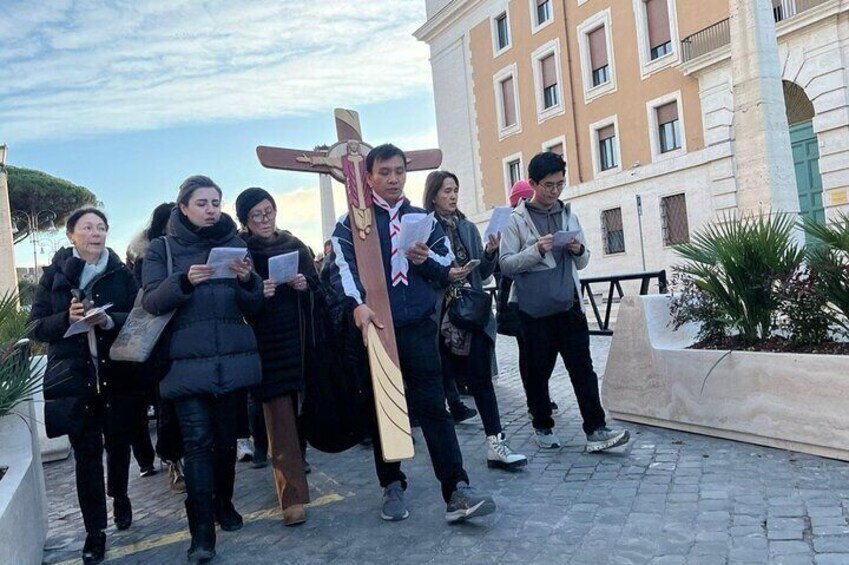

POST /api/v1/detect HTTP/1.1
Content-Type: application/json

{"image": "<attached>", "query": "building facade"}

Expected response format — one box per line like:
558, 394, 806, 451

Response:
415, 0, 849, 276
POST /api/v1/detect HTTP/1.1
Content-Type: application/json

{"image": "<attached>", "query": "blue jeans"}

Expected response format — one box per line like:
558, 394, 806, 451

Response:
370, 319, 469, 503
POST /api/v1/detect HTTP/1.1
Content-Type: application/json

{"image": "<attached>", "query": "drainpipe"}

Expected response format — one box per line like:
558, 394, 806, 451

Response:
560, 0, 583, 183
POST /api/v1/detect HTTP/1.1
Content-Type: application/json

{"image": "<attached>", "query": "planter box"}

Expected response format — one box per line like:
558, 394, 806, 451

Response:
602, 295, 849, 461
0, 399, 48, 565
31, 355, 71, 462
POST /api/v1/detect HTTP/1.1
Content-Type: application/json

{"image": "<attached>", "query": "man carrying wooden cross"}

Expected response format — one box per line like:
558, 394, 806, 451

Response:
326, 143, 497, 523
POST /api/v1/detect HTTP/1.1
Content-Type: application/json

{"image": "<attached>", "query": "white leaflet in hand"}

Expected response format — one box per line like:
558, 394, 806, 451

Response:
483, 206, 512, 240
268, 250, 300, 283
552, 230, 582, 250
63, 303, 114, 338
206, 247, 248, 279
399, 213, 433, 252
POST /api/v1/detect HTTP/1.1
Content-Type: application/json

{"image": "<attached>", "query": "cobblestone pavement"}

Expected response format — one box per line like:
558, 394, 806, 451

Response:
43, 336, 849, 564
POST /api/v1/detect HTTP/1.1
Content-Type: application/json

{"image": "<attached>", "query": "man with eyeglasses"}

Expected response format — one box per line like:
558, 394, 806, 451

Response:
499, 151, 629, 453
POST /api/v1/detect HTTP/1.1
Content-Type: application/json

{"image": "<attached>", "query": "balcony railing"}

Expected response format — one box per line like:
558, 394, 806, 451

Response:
681, 0, 830, 63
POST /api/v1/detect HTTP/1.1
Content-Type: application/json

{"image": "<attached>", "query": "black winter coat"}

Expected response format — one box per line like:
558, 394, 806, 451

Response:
243, 231, 318, 403
141, 210, 264, 400
28, 247, 140, 438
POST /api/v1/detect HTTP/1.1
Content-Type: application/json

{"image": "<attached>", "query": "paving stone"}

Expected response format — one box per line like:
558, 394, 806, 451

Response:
815, 555, 849, 565
40, 337, 847, 564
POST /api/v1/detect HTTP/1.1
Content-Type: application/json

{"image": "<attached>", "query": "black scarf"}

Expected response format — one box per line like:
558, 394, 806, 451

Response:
178, 211, 237, 242
241, 229, 316, 280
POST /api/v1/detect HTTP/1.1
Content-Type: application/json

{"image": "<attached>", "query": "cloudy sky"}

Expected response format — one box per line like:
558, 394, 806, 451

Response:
1, 0, 439, 268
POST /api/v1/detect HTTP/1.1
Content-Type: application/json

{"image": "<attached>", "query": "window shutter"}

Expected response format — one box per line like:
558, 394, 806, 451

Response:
598, 124, 615, 141
589, 27, 608, 70
646, 0, 671, 49
501, 77, 516, 126
541, 55, 557, 89
656, 101, 678, 125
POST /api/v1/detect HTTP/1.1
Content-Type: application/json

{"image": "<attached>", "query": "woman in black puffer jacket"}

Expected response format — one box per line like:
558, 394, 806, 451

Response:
28, 207, 141, 565
235, 187, 313, 527
141, 176, 263, 563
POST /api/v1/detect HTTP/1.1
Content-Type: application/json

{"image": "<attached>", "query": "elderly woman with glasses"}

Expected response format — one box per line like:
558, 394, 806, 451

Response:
234, 187, 313, 527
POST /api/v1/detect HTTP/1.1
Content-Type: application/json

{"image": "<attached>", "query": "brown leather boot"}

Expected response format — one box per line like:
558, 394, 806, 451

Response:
282, 504, 306, 527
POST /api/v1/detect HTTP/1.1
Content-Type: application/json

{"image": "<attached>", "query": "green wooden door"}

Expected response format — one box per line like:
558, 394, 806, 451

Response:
790, 121, 825, 225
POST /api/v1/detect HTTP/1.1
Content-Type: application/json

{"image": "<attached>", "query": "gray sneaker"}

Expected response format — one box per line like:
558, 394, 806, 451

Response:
586, 426, 630, 452
445, 483, 496, 523
381, 481, 409, 521
533, 428, 561, 449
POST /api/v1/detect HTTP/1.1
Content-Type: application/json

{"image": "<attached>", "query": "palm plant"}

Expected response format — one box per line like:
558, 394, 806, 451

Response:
672, 212, 804, 344
0, 292, 39, 419
801, 213, 849, 333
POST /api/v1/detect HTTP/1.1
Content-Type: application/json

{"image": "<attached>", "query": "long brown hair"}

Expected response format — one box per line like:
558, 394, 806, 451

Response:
423, 170, 466, 219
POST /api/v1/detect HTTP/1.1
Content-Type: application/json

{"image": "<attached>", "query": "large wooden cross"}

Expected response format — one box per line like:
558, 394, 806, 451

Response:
256, 108, 443, 462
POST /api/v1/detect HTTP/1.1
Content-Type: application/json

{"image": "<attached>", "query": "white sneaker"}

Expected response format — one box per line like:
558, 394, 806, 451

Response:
236, 438, 253, 462
533, 428, 561, 449
586, 427, 630, 453
486, 433, 527, 470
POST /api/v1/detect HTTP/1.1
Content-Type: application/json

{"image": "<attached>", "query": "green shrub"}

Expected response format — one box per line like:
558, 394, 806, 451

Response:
0, 292, 40, 418
801, 214, 849, 334
776, 266, 832, 346
672, 212, 803, 344
668, 273, 728, 342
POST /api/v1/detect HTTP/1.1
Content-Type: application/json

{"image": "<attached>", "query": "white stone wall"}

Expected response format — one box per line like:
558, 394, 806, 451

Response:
776, 9, 849, 218
0, 172, 18, 297
420, 0, 500, 217
690, 5, 849, 219
730, 0, 799, 216
431, 39, 485, 215
426, 0, 457, 19
565, 148, 725, 279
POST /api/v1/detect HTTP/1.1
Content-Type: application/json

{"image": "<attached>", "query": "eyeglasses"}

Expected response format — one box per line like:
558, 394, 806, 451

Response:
249, 209, 276, 223
541, 181, 566, 191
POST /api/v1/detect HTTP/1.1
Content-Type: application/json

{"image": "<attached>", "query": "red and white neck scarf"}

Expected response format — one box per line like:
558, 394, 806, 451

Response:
372, 192, 409, 286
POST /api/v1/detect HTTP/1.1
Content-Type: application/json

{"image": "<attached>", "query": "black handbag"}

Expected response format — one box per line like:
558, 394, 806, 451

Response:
301, 294, 368, 453
448, 286, 492, 331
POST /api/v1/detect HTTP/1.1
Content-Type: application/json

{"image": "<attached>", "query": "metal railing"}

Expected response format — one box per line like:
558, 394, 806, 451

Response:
681, 0, 830, 62
682, 18, 730, 63
484, 269, 667, 335
580, 270, 668, 336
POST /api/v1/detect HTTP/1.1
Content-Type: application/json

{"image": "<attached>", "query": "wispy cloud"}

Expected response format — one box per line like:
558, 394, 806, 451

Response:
0, 1, 431, 142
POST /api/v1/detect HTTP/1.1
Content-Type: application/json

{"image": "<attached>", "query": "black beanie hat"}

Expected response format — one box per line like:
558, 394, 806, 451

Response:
235, 187, 276, 225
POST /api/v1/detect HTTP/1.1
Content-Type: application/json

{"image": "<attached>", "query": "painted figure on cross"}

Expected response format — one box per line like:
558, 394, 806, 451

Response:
296, 140, 373, 240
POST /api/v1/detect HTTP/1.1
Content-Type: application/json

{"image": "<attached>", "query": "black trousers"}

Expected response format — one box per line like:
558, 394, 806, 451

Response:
516, 334, 531, 410
248, 393, 268, 458
155, 396, 183, 463
68, 396, 132, 534
174, 392, 240, 511
130, 393, 155, 469
370, 319, 469, 503
440, 330, 503, 437
518, 307, 606, 434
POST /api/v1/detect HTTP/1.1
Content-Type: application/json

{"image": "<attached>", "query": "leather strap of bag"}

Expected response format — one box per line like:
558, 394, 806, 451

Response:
162, 236, 173, 277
